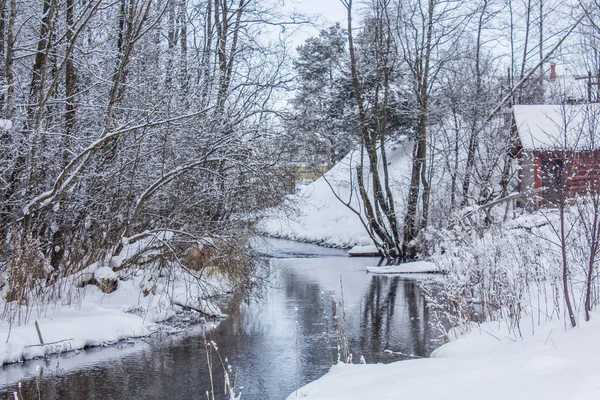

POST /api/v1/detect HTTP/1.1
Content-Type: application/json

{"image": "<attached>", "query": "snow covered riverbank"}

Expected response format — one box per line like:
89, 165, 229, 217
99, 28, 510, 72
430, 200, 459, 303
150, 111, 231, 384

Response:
259, 141, 413, 248
0, 291, 152, 366
366, 261, 441, 274
278, 195, 600, 399
0, 236, 236, 366
0, 268, 226, 366
0, 231, 245, 366
288, 314, 600, 399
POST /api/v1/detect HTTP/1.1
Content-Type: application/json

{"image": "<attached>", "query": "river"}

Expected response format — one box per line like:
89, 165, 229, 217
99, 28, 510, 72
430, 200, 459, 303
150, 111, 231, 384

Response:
0, 238, 443, 399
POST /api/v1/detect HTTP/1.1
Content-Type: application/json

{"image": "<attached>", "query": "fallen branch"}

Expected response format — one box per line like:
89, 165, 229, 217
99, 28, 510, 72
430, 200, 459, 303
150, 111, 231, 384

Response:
462, 192, 524, 220
171, 300, 224, 319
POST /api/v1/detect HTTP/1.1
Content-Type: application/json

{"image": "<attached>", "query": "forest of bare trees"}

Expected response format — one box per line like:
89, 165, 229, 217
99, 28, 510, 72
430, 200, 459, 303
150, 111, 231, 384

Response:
0, 0, 296, 308
0, 0, 599, 317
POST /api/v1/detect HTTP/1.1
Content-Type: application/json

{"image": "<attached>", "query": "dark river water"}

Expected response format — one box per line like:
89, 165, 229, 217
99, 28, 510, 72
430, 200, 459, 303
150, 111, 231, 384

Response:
0, 238, 443, 400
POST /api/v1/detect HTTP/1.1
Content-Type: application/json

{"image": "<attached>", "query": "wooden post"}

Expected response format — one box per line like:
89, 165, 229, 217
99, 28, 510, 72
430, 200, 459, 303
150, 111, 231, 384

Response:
597, 69, 600, 102
588, 71, 592, 103
34, 320, 44, 345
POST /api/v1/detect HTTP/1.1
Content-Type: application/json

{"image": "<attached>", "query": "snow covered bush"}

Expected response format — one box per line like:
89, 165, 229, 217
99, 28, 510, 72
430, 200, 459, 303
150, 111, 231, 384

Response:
0, 227, 268, 333
427, 198, 600, 339
0, 0, 289, 330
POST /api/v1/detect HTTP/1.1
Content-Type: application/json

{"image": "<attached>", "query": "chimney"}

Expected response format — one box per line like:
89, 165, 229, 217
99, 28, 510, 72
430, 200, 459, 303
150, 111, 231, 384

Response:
550, 63, 557, 80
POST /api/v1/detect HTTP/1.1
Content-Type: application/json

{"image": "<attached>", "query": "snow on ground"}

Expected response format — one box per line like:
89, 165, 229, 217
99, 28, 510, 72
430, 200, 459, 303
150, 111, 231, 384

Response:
0, 233, 230, 366
288, 314, 600, 400
0, 294, 150, 366
348, 245, 380, 256
260, 140, 413, 248
0, 270, 223, 365
287, 202, 600, 399
286, 201, 600, 399
366, 261, 441, 274
0, 323, 212, 388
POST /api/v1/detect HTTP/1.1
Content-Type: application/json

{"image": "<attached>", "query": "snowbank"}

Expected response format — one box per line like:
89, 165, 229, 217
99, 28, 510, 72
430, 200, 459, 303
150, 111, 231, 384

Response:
94, 266, 118, 281
259, 141, 413, 248
0, 267, 226, 365
348, 245, 380, 256
0, 278, 154, 365
289, 202, 600, 399
288, 315, 600, 399
0, 303, 150, 366
366, 261, 440, 274
0, 233, 232, 366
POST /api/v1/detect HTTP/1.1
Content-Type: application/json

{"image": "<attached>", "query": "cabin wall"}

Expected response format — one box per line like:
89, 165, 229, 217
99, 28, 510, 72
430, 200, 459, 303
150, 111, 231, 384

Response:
519, 150, 600, 206
564, 150, 600, 195
517, 151, 539, 194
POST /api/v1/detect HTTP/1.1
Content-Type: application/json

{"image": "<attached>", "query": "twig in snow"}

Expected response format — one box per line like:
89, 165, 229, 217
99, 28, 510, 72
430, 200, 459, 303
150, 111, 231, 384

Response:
544, 329, 554, 346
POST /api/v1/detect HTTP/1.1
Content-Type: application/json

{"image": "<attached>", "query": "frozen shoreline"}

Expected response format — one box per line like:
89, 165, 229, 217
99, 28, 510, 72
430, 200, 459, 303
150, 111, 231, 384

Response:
0, 269, 228, 367
0, 317, 216, 389
287, 313, 600, 399
1, 231, 232, 367
366, 261, 441, 274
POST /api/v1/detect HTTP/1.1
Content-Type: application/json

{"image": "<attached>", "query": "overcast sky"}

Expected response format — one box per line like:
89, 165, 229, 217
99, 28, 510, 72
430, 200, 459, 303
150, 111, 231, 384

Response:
287, 0, 347, 23
281, 0, 348, 50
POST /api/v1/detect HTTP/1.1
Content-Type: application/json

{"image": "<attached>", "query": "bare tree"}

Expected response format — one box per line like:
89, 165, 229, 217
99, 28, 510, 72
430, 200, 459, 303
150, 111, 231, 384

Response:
394, 0, 467, 259
0, 0, 295, 308
341, 0, 404, 263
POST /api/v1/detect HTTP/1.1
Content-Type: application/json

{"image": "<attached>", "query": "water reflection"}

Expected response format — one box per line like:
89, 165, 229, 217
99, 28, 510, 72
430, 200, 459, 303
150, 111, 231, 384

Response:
1, 246, 443, 400
356, 276, 434, 362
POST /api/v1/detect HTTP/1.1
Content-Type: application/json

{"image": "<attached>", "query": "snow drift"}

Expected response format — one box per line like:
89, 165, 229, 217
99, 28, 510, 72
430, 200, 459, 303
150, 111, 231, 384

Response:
260, 140, 413, 248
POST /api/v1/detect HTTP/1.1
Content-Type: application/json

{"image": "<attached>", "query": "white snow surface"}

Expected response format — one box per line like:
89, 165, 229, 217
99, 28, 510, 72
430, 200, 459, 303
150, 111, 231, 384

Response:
513, 104, 600, 150
0, 119, 12, 131
0, 280, 153, 365
94, 266, 117, 281
348, 245, 380, 256
260, 141, 413, 248
290, 205, 600, 399
288, 314, 600, 400
366, 261, 440, 274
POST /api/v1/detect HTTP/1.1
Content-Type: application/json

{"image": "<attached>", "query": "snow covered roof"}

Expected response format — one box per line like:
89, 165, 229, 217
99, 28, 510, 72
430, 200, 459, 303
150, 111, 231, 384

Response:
513, 104, 600, 151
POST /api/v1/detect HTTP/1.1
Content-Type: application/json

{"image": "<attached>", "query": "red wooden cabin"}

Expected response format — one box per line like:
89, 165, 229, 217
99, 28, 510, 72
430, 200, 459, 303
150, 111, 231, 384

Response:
512, 104, 600, 205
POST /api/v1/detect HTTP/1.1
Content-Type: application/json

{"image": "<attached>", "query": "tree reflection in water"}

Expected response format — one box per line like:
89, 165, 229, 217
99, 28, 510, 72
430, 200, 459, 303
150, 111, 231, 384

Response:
358, 275, 434, 361
1, 256, 443, 399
